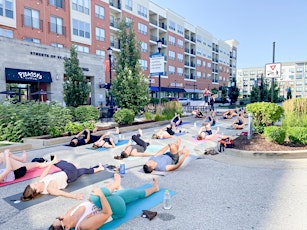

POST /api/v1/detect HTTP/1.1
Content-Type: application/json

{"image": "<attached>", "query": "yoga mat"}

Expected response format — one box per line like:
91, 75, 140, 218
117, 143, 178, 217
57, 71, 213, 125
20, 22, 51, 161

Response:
0, 165, 61, 187
86, 140, 129, 151
3, 170, 114, 210
99, 184, 176, 230
145, 144, 164, 153
191, 133, 221, 142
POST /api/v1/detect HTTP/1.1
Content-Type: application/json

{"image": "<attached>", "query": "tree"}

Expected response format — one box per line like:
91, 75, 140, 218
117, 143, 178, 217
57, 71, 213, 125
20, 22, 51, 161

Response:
220, 85, 228, 104
250, 84, 260, 102
259, 74, 269, 102
228, 79, 239, 104
63, 46, 90, 107
112, 19, 150, 114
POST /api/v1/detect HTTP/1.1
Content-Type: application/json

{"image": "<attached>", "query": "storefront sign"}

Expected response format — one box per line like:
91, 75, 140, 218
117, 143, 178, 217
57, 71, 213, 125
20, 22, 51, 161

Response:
5, 68, 52, 83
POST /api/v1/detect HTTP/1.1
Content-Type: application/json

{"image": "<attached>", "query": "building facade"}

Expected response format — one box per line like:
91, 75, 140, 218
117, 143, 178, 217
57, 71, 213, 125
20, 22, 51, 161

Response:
0, 0, 238, 106
237, 61, 307, 99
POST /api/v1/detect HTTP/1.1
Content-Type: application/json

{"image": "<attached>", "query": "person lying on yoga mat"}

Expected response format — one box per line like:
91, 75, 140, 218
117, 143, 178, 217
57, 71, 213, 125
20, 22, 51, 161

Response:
222, 109, 238, 119
92, 127, 120, 148
0, 149, 51, 183
116, 129, 153, 159
143, 138, 190, 173
48, 174, 159, 230
152, 124, 185, 139
69, 127, 101, 147
21, 156, 104, 201
192, 109, 204, 118
202, 111, 216, 126
170, 113, 182, 128
196, 124, 220, 140
231, 112, 246, 129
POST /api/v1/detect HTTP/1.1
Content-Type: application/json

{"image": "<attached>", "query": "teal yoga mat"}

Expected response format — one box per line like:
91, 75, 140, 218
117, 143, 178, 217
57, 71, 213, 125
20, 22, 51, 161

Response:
3, 170, 114, 210
99, 184, 176, 230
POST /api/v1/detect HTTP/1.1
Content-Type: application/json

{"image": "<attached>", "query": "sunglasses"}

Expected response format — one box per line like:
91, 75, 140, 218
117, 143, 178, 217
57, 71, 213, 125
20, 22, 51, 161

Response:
56, 217, 65, 229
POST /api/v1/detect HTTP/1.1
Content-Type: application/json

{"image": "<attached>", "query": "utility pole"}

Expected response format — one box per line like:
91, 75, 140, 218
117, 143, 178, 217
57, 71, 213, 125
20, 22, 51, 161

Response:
271, 42, 275, 102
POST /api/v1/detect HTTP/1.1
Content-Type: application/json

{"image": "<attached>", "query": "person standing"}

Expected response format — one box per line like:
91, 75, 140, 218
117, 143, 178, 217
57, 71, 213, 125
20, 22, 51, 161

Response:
203, 88, 210, 105
209, 94, 215, 111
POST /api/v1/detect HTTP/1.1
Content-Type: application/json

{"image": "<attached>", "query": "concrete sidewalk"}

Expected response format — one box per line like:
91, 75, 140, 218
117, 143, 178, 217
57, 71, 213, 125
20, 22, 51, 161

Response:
1, 114, 307, 230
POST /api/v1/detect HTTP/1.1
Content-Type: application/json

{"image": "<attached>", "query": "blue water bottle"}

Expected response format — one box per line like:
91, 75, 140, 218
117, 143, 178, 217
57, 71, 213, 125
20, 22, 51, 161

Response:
120, 162, 125, 174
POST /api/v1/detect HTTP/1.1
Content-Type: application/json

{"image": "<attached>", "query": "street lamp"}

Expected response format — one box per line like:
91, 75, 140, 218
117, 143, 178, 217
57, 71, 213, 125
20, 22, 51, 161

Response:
107, 47, 114, 116
157, 39, 162, 105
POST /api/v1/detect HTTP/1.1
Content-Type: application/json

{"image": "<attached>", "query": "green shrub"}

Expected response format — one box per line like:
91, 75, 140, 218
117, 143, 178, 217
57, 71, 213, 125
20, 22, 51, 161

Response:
47, 103, 73, 137
154, 113, 167, 121
263, 126, 286, 144
162, 101, 182, 120
246, 102, 284, 133
282, 98, 307, 129
82, 121, 96, 130
144, 112, 154, 120
150, 98, 159, 105
287, 127, 307, 144
64, 121, 84, 135
113, 109, 135, 125
74, 105, 99, 122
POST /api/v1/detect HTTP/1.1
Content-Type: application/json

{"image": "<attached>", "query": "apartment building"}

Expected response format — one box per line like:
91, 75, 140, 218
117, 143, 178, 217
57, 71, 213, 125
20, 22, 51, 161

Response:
237, 61, 307, 99
0, 0, 238, 106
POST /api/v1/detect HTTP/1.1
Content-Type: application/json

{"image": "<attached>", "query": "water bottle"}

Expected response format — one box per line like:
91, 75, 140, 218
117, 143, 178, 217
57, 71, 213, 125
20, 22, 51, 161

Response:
163, 189, 171, 210
119, 162, 125, 174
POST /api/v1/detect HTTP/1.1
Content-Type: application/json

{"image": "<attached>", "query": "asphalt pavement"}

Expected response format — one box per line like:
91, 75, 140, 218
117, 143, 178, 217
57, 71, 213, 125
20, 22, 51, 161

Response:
1, 111, 307, 230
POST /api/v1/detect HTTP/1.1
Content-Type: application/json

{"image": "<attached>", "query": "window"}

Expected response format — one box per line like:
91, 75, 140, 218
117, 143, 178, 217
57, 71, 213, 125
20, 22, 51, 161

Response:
207, 62, 211, 69
177, 39, 183, 48
49, 0, 63, 8
203, 61, 206, 67
24, 37, 40, 43
177, 53, 183, 62
196, 47, 202, 55
96, 49, 105, 57
0, 0, 13, 18
168, 65, 175, 74
296, 67, 303, 73
177, 24, 184, 35
73, 19, 90, 38
51, 42, 64, 48
126, 17, 132, 27
141, 42, 148, 52
125, 0, 132, 11
196, 59, 201, 67
168, 35, 175, 45
197, 35, 202, 43
168, 50, 175, 60
197, 71, 201, 78
24, 8, 40, 29
50, 16, 63, 35
0, 28, 13, 38
95, 27, 105, 41
139, 59, 148, 70
72, 0, 89, 15
95, 5, 104, 20
296, 74, 303, 79
202, 72, 206, 78
74, 44, 89, 53
137, 4, 147, 18
177, 67, 183, 76
168, 20, 175, 31
138, 23, 147, 35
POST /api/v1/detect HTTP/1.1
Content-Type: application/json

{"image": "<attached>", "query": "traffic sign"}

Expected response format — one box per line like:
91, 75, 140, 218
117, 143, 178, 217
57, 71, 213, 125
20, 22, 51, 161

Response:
265, 63, 281, 78
150, 53, 164, 76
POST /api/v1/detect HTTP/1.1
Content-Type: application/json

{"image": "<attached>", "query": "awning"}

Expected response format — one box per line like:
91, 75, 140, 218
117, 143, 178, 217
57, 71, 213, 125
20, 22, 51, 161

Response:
149, 86, 185, 93
5, 68, 52, 83
184, 88, 203, 93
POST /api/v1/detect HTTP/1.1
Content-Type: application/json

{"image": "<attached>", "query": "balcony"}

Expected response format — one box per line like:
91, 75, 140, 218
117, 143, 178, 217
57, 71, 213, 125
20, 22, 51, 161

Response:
109, 0, 121, 10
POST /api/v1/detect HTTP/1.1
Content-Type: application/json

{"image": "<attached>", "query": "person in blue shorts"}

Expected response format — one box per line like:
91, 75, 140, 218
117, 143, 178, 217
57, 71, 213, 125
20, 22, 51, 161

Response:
49, 174, 159, 230
143, 138, 190, 173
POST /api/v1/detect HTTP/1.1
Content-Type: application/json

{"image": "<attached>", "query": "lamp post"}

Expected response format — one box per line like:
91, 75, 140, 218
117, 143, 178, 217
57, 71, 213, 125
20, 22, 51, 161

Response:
107, 47, 114, 116
157, 39, 162, 105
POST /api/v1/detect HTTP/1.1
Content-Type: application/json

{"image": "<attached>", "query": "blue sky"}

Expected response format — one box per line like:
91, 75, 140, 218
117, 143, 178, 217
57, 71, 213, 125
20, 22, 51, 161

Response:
151, 0, 307, 68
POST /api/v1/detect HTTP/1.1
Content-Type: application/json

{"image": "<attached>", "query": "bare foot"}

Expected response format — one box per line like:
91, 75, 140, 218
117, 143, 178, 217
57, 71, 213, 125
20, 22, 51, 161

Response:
138, 128, 143, 136
113, 173, 121, 190
21, 151, 27, 163
95, 163, 104, 172
152, 178, 159, 192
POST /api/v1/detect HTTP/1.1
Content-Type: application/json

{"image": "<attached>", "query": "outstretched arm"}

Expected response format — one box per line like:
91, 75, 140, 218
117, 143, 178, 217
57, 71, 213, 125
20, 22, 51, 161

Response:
154, 145, 169, 156
165, 148, 190, 171
47, 185, 83, 200
197, 126, 206, 135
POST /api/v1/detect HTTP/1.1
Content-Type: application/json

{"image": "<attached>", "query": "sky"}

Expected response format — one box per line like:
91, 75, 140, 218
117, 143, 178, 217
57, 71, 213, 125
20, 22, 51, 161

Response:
151, 0, 307, 68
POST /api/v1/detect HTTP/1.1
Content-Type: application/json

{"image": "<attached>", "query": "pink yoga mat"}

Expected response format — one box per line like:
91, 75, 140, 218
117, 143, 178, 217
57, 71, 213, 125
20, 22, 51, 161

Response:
0, 165, 61, 187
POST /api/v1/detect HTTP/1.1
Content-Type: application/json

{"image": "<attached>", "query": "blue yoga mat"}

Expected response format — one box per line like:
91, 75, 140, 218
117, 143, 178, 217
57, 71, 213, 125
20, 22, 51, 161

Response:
145, 144, 163, 153
99, 184, 176, 230
87, 139, 129, 151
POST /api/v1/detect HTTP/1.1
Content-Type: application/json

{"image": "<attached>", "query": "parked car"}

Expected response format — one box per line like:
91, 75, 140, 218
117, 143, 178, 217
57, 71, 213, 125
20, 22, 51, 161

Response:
178, 97, 191, 106
162, 97, 179, 102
